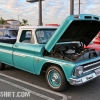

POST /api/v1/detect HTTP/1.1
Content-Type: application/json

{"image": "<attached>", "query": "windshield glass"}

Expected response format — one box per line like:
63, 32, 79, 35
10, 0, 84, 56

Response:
9, 30, 18, 37
36, 29, 56, 44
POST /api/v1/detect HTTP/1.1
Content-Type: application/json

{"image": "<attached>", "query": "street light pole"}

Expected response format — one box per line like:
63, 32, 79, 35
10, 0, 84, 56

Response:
70, 0, 74, 15
79, 0, 80, 14
18, 14, 22, 21
76, 0, 83, 14
39, 0, 42, 26
18, 15, 19, 21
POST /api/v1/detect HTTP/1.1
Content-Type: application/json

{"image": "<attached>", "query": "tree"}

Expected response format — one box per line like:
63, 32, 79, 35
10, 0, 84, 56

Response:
0, 17, 5, 24
0, 17, 5, 28
22, 19, 28, 26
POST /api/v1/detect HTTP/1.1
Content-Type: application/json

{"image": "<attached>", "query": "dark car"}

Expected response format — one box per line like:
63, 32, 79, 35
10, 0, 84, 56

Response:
0, 28, 18, 44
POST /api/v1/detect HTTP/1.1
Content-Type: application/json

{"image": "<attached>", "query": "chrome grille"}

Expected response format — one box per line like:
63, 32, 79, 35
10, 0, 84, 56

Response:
83, 60, 100, 73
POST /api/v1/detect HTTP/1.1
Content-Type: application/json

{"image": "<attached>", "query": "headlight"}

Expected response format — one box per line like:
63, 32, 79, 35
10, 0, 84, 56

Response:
74, 66, 83, 76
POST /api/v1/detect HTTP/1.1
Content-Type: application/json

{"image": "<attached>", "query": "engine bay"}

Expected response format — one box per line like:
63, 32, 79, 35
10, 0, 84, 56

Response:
44, 42, 100, 62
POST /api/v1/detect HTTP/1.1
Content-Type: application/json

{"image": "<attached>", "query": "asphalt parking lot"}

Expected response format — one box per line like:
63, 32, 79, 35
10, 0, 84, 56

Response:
0, 65, 100, 100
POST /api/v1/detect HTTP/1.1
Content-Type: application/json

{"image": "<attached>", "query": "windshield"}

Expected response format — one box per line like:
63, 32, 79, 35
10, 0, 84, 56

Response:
36, 29, 57, 44
9, 30, 18, 37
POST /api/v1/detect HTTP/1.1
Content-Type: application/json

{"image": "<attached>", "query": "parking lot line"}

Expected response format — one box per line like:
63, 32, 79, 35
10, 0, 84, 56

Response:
0, 78, 54, 100
0, 73, 67, 100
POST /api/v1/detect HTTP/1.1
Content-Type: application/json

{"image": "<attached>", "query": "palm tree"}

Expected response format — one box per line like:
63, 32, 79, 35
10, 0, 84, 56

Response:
22, 19, 28, 26
0, 17, 5, 28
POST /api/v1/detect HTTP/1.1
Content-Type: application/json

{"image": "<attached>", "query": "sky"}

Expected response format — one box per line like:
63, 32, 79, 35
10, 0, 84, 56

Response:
0, 0, 100, 25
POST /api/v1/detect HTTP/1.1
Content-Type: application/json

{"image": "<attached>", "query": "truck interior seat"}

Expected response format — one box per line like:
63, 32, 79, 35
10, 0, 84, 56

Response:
22, 40, 30, 43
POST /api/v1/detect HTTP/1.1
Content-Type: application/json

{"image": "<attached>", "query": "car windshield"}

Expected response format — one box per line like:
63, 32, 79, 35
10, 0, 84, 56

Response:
36, 29, 57, 44
9, 30, 18, 37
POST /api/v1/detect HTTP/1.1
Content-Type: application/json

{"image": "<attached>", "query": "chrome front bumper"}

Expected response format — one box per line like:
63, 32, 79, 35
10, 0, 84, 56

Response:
69, 73, 98, 85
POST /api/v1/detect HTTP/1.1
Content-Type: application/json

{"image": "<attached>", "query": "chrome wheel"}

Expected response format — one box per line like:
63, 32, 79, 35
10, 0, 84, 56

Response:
47, 70, 61, 88
46, 65, 68, 91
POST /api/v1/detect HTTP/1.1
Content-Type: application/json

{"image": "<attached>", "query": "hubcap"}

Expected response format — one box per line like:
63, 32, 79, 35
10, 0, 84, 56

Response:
52, 73, 59, 84
48, 70, 61, 87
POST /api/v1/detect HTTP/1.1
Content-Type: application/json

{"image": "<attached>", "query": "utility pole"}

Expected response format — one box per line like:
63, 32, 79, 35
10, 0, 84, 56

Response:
79, 0, 80, 14
38, 0, 42, 26
18, 14, 22, 21
70, 0, 74, 15
76, 0, 83, 14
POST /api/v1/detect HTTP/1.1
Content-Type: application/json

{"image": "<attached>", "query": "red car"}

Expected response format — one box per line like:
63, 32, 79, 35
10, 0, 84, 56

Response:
85, 42, 100, 51
93, 31, 100, 44
85, 32, 100, 51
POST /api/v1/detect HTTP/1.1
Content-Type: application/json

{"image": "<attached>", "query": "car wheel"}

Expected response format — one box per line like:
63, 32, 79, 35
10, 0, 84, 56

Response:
0, 63, 5, 70
46, 65, 68, 91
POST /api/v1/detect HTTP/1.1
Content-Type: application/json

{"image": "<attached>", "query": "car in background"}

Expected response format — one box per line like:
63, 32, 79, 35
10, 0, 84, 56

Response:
0, 28, 18, 44
85, 42, 100, 51
85, 32, 100, 51
92, 31, 100, 44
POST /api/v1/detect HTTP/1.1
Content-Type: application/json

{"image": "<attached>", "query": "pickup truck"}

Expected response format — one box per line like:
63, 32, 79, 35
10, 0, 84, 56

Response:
0, 14, 100, 91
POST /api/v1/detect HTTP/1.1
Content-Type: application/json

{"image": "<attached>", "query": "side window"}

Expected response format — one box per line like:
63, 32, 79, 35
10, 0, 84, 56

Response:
25, 31, 31, 38
0, 30, 3, 37
20, 30, 34, 43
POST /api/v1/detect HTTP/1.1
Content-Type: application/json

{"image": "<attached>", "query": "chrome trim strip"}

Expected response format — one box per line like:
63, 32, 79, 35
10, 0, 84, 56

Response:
83, 66, 100, 73
0, 49, 12, 54
13, 52, 33, 58
33, 56, 72, 65
26, 55, 33, 58
13, 52, 26, 57
84, 61, 100, 68
13, 52, 70, 65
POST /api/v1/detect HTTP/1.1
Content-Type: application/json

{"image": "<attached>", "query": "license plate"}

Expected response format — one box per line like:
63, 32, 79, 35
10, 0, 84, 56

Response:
95, 68, 100, 76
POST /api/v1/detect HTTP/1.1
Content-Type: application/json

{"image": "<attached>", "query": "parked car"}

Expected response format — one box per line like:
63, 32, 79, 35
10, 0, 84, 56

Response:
92, 31, 100, 44
0, 28, 18, 44
85, 41, 100, 51
85, 31, 100, 51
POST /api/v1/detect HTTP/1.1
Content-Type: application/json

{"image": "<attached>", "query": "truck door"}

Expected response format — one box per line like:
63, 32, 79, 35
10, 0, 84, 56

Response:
13, 30, 35, 73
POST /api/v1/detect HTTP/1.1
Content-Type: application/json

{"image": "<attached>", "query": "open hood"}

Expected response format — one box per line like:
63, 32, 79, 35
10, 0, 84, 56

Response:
45, 14, 100, 52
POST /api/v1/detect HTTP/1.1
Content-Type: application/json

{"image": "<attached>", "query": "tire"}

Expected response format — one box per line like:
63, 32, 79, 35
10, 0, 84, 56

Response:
46, 65, 68, 91
0, 63, 5, 70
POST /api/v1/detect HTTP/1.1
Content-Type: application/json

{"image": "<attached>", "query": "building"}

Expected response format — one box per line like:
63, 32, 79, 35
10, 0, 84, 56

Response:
5, 19, 20, 29
0, 22, 11, 28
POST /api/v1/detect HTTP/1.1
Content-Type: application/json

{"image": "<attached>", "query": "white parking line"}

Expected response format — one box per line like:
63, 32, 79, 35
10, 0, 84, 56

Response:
0, 78, 54, 100
0, 73, 68, 100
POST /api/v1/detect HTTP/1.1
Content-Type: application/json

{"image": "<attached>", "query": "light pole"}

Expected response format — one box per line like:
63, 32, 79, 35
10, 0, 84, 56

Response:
18, 14, 22, 21
79, 0, 80, 14
76, 0, 83, 14
27, 0, 44, 26
70, 0, 74, 15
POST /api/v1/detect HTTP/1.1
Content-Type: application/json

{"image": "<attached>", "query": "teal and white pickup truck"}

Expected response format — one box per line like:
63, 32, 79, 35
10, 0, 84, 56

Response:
0, 14, 100, 91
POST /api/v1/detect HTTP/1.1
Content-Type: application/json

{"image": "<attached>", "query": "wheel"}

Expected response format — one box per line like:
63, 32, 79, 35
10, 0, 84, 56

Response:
0, 63, 5, 70
46, 65, 68, 91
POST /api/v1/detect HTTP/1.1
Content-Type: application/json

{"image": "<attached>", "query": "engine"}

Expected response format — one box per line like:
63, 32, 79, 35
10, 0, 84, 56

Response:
44, 43, 99, 62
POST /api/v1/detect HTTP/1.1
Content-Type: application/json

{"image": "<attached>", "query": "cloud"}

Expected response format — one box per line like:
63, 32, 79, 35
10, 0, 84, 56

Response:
0, 0, 100, 25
